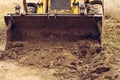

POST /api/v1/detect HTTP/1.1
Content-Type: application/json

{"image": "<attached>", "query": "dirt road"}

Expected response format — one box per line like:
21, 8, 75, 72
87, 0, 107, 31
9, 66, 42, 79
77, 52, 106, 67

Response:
0, 59, 59, 80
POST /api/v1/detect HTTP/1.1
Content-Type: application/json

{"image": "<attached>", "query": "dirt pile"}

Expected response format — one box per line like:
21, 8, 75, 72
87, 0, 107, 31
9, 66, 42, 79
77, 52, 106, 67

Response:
1, 39, 119, 80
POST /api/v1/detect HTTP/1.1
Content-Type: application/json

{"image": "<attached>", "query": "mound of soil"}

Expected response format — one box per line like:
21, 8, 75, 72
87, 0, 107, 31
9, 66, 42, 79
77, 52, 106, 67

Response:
2, 40, 120, 80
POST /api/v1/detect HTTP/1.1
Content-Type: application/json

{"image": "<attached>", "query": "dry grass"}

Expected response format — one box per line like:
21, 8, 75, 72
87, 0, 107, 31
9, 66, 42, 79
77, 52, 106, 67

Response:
102, 0, 120, 54
104, 0, 120, 21
103, 20, 120, 54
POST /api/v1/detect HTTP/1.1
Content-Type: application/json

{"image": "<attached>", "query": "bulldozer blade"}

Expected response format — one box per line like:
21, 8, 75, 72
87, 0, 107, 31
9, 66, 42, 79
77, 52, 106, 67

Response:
4, 14, 102, 50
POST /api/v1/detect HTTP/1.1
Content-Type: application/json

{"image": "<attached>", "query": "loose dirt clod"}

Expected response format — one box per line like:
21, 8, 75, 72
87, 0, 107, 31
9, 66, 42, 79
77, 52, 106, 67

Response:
2, 39, 119, 80
1, 0, 120, 80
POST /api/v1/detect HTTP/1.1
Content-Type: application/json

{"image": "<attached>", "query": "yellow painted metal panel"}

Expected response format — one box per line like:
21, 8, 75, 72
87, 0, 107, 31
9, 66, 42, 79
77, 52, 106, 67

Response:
71, 0, 81, 14
37, 0, 47, 14
37, 6, 43, 13
42, 0, 47, 13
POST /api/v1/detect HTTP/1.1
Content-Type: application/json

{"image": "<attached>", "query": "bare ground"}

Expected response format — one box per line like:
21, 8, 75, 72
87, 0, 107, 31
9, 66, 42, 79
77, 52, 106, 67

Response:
0, 42, 120, 80
0, 59, 58, 80
0, 0, 120, 80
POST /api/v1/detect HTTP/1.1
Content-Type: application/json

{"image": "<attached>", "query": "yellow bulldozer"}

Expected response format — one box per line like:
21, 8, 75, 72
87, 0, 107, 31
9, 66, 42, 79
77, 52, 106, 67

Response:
4, 0, 103, 50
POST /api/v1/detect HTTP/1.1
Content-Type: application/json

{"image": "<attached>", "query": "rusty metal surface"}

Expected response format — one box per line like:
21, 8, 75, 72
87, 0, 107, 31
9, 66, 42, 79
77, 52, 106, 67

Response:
4, 14, 102, 49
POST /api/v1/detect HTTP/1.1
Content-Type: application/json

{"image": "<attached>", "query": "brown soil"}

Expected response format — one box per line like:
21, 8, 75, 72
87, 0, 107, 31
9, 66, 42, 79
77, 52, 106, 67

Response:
1, 39, 120, 80
0, 59, 58, 80
0, 0, 120, 80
